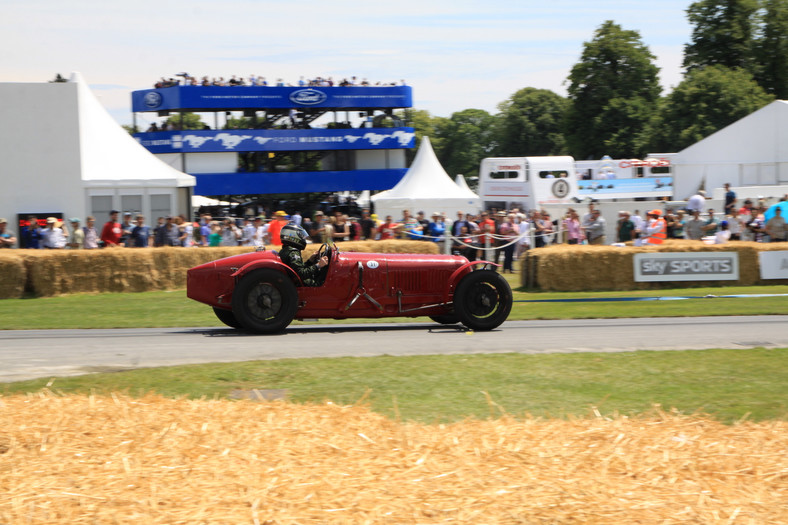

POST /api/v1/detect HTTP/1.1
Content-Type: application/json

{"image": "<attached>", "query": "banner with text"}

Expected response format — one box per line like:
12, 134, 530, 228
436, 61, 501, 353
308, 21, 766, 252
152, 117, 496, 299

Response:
758, 250, 788, 279
633, 252, 739, 282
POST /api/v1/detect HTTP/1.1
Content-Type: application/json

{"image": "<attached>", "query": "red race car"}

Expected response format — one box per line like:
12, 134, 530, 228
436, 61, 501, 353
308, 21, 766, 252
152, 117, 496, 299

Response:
187, 244, 513, 333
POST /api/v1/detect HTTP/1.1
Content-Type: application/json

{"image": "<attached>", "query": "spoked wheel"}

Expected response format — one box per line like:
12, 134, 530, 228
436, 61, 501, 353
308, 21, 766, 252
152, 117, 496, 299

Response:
213, 307, 242, 329
453, 270, 512, 331
231, 269, 298, 333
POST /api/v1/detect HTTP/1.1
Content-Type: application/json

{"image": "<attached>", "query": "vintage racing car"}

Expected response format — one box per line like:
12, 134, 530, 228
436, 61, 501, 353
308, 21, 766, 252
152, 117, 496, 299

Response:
187, 244, 513, 333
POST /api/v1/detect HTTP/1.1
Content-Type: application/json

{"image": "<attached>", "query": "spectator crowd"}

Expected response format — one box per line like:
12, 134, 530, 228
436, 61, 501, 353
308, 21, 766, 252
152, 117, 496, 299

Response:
154, 74, 406, 89
2, 191, 785, 263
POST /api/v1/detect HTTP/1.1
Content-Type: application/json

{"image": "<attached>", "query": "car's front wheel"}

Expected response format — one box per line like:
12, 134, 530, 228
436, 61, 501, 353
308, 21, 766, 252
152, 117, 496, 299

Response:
453, 270, 512, 331
231, 269, 298, 333
213, 307, 242, 329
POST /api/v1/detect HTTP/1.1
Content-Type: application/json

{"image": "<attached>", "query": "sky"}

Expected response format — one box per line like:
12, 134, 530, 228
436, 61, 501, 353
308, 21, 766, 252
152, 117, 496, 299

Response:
2, 0, 693, 127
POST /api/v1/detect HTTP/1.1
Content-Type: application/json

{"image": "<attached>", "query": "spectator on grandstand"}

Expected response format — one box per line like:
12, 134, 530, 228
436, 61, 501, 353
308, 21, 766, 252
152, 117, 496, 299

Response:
701, 209, 719, 236
563, 209, 584, 245
427, 212, 447, 248
83, 216, 99, 249
20, 215, 42, 249
498, 213, 518, 272
100, 210, 122, 247
130, 215, 151, 247
41, 217, 67, 249
175, 215, 194, 247
359, 209, 377, 240
451, 211, 469, 237
616, 211, 635, 243
378, 215, 400, 240
0, 218, 17, 248
120, 212, 135, 246
220, 218, 240, 246
332, 212, 350, 242
765, 207, 787, 242
685, 210, 704, 240
67, 218, 84, 249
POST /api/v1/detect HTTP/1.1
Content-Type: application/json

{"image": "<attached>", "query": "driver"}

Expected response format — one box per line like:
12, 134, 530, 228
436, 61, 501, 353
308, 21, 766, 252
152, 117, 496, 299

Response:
279, 223, 328, 286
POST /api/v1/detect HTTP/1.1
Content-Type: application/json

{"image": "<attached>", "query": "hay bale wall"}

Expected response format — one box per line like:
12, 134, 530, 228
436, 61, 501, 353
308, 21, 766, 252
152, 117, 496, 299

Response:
1, 393, 786, 523
521, 240, 788, 291
0, 241, 439, 299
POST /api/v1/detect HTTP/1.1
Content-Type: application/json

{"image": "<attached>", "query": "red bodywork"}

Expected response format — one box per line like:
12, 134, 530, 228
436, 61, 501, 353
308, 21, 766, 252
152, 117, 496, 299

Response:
187, 248, 481, 320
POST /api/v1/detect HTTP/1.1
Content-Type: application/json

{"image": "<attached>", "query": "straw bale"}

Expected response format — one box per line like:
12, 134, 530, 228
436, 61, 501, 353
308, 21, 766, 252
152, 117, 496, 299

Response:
0, 242, 436, 298
0, 252, 26, 298
522, 241, 788, 291
1, 392, 786, 524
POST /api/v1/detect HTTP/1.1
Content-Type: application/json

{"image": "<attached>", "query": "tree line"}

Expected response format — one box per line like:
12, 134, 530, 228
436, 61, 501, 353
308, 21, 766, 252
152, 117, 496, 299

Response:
414, 0, 784, 180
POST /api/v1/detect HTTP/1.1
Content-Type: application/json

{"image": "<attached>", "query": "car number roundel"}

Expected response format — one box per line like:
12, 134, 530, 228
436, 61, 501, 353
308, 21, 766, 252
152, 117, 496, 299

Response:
367, 261, 379, 269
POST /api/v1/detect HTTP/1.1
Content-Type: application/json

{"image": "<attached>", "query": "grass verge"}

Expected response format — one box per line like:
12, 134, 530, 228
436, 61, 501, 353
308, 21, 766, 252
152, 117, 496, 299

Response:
1, 284, 787, 329
3, 348, 786, 424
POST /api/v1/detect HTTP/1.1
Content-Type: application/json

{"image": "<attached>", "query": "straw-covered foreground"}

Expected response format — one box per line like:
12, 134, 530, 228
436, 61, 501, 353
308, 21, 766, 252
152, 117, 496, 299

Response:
1, 393, 786, 523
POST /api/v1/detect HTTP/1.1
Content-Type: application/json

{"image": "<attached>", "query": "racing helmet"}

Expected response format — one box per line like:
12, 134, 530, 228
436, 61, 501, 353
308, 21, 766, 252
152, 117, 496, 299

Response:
280, 223, 308, 250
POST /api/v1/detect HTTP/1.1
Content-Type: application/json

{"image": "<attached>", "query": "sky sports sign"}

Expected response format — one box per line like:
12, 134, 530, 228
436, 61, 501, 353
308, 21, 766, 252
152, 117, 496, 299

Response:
633, 252, 739, 282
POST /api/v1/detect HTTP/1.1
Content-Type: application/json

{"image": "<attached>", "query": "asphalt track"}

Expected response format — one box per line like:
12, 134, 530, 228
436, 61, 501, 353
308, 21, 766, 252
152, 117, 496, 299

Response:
1, 316, 787, 383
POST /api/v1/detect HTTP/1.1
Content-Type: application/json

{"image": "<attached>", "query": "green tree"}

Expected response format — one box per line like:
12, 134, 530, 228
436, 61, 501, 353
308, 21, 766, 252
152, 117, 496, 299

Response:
683, 0, 759, 73
397, 108, 443, 164
646, 65, 774, 152
565, 21, 662, 159
753, 0, 788, 98
493, 88, 568, 157
165, 112, 208, 130
433, 109, 497, 179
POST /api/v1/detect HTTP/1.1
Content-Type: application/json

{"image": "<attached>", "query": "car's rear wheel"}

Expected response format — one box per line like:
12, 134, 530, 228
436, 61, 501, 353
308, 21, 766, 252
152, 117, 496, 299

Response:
429, 314, 460, 325
213, 307, 242, 329
231, 269, 298, 333
453, 270, 512, 331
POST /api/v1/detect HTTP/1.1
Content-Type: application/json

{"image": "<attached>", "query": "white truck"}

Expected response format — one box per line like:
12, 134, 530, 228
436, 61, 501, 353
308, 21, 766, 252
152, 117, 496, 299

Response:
478, 154, 674, 212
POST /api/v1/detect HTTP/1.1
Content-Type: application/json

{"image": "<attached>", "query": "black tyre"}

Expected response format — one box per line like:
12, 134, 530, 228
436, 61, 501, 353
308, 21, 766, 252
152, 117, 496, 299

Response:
453, 270, 512, 331
231, 269, 298, 333
213, 307, 242, 329
429, 314, 460, 325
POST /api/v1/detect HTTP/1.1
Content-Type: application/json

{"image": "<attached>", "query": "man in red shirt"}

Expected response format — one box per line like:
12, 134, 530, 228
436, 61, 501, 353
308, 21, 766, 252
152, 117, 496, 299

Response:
100, 210, 122, 247
378, 215, 401, 240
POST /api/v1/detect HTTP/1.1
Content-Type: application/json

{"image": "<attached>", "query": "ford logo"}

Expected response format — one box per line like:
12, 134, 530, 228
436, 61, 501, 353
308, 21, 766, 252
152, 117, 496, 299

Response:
143, 91, 163, 109
289, 88, 327, 105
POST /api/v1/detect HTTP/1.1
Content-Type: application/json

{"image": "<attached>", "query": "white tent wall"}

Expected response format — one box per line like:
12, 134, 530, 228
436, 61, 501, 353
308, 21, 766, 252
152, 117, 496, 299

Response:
673, 100, 788, 200
0, 81, 85, 221
0, 74, 195, 231
371, 137, 482, 219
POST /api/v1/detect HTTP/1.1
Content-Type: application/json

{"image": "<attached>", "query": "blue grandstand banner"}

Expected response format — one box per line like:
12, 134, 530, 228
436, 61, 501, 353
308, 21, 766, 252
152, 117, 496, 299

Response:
135, 128, 415, 153
194, 169, 408, 195
131, 86, 412, 112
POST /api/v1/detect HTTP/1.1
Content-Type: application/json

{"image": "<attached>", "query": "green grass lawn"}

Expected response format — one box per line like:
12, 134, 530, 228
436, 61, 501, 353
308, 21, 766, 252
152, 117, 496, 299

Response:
2, 280, 787, 425
1, 283, 787, 330
3, 348, 786, 424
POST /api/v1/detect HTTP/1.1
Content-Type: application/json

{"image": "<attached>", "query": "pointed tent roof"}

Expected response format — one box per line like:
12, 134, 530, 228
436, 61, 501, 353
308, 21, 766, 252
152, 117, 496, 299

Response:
371, 136, 480, 217
455, 173, 478, 197
70, 72, 195, 188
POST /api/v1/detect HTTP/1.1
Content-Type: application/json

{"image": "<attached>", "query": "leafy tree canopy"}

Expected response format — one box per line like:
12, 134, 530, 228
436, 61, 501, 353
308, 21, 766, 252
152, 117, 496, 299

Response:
565, 21, 661, 159
494, 88, 569, 157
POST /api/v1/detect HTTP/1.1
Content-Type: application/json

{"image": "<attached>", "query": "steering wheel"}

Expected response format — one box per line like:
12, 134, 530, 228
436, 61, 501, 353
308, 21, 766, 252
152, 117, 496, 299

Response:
315, 243, 332, 262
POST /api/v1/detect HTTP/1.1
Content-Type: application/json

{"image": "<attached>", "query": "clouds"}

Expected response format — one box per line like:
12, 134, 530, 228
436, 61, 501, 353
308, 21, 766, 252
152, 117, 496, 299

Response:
1, 0, 693, 125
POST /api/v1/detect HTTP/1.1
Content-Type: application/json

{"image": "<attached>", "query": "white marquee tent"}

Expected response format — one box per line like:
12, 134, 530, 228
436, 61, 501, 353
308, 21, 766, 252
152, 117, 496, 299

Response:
0, 72, 194, 232
672, 100, 788, 200
371, 137, 481, 219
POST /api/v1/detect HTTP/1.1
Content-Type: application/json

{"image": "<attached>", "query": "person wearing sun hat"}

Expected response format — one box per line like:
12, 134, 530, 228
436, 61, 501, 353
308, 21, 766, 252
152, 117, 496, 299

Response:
268, 210, 288, 246
41, 217, 67, 249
